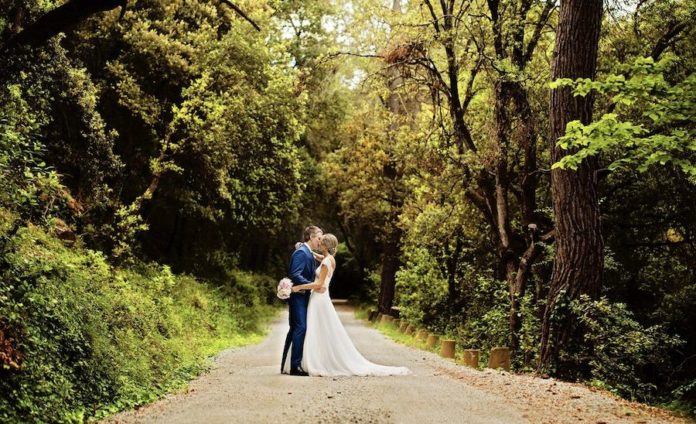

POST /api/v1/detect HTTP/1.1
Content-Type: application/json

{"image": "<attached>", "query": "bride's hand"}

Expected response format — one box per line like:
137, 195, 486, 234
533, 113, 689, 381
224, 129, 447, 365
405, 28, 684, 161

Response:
292, 285, 302, 293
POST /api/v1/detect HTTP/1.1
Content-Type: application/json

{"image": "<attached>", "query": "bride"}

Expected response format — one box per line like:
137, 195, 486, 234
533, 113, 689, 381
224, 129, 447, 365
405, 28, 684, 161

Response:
292, 233, 410, 377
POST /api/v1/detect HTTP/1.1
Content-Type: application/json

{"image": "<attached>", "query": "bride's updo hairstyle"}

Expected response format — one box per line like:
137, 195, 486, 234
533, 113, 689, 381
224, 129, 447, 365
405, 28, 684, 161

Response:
321, 234, 338, 255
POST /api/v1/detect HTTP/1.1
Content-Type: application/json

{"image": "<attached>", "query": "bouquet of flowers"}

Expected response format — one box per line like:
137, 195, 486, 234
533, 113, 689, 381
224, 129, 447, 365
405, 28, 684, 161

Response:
277, 277, 293, 300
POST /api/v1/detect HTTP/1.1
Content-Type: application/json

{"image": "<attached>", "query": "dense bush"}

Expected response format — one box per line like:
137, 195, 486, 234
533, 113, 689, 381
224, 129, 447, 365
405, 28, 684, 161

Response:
562, 295, 684, 401
395, 245, 542, 368
0, 83, 63, 221
0, 218, 275, 423
395, 247, 451, 329
394, 240, 685, 392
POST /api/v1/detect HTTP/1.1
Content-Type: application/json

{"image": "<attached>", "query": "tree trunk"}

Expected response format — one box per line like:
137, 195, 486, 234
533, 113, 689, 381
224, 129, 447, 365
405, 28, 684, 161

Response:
506, 79, 542, 354
483, 0, 554, 355
539, 0, 604, 372
374, 0, 415, 315
491, 80, 524, 352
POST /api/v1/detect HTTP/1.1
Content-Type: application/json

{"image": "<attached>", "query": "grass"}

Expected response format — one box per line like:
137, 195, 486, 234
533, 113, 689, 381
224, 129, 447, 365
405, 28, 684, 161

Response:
96, 327, 271, 421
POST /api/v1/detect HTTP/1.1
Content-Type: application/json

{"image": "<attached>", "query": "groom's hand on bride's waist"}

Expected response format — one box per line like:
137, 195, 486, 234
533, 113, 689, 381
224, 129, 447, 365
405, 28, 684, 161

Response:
314, 287, 327, 294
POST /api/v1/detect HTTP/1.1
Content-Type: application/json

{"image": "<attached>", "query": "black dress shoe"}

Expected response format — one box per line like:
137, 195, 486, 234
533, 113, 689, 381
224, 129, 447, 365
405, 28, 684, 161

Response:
290, 368, 309, 376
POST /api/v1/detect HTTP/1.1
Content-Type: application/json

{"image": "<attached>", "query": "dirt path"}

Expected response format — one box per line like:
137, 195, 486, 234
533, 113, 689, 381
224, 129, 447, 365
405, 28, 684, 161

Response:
106, 303, 687, 424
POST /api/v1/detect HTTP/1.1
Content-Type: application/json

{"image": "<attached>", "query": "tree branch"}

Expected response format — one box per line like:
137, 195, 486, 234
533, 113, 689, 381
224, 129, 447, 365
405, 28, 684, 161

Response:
650, 10, 696, 60
423, 0, 442, 33
324, 51, 384, 60
2, 0, 260, 54
219, 0, 261, 32
1, 0, 126, 53
523, 1, 556, 66
461, 54, 483, 111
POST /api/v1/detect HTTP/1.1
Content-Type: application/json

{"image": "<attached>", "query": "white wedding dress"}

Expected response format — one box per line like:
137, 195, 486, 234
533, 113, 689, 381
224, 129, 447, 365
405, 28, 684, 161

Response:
301, 256, 410, 377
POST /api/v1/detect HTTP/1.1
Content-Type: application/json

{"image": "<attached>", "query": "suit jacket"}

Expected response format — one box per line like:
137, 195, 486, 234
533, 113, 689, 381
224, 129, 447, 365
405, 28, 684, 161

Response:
288, 243, 315, 292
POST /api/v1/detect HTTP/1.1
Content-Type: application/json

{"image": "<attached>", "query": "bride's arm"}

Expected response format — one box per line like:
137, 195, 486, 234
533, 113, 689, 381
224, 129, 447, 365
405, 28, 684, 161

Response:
292, 265, 328, 292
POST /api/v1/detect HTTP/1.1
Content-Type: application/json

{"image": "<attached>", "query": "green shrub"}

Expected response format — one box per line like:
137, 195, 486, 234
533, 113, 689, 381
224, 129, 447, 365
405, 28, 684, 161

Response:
394, 244, 543, 370
667, 380, 696, 417
456, 276, 510, 356
0, 84, 64, 221
566, 295, 684, 401
395, 246, 539, 365
0, 221, 275, 422
395, 246, 450, 329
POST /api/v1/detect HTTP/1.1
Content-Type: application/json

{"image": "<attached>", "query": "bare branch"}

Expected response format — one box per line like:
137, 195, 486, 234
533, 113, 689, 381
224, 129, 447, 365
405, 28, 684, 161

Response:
461, 56, 482, 111
323, 51, 385, 61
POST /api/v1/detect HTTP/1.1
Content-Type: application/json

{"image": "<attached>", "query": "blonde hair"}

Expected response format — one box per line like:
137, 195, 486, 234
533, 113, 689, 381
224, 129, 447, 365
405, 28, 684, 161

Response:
321, 234, 338, 255
303, 225, 322, 241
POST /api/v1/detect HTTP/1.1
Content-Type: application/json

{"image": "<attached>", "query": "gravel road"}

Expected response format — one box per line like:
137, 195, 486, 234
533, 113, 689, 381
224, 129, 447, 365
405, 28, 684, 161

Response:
105, 303, 687, 424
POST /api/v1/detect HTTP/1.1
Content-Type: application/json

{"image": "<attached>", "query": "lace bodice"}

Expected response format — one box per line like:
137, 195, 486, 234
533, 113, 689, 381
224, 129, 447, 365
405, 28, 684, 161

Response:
315, 256, 335, 289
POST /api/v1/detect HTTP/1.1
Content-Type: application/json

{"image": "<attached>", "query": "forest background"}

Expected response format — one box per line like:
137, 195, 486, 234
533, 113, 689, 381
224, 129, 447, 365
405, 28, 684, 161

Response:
0, 0, 694, 422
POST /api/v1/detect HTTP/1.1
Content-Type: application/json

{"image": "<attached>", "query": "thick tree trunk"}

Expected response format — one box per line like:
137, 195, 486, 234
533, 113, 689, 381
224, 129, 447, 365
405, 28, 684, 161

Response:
539, 0, 604, 372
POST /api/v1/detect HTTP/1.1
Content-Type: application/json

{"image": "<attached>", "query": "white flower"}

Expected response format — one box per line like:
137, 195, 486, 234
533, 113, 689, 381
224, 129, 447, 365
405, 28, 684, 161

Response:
277, 278, 293, 300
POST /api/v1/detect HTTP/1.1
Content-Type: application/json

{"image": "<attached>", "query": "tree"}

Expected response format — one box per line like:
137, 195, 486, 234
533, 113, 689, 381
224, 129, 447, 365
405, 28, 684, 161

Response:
374, 0, 421, 314
321, 0, 421, 313
389, 0, 556, 352
0, 0, 308, 272
539, 0, 604, 372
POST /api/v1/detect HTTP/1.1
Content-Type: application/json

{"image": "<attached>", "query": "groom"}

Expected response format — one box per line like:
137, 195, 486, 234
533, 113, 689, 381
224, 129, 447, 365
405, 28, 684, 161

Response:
282, 225, 324, 376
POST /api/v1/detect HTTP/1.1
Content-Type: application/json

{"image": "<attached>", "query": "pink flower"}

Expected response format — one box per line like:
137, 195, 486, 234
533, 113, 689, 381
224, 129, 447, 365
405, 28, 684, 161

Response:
277, 277, 293, 299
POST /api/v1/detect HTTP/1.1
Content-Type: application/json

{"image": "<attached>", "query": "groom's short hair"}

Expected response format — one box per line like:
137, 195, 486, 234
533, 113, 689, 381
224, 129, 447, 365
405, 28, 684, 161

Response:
303, 225, 322, 241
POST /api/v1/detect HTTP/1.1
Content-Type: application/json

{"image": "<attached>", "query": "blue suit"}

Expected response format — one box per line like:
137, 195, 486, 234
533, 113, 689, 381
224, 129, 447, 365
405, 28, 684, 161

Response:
282, 243, 315, 371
